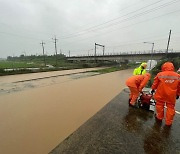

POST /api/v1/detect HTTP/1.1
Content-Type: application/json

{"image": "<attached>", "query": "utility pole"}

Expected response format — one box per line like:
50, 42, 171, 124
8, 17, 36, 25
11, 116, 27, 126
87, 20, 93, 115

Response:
52, 36, 58, 66
69, 50, 70, 57
22, 50, 26, 63
166, 29, 171, 58
95, 43, 105, 62
143, 42, 154, 70
150, 43, 155, 70
40, 41, 46, 66
12, 53, 14, 70
95, 43, 97, 62
103, 46, 105, 56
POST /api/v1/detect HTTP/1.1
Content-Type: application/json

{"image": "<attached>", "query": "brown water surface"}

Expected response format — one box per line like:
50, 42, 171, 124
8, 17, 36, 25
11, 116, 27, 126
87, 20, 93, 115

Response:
0, 69, 132, 154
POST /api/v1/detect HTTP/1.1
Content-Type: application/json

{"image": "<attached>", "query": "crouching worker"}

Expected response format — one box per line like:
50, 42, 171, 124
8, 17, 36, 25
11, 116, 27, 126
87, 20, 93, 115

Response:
151, 62, 180, 126
126, 73, 151, 108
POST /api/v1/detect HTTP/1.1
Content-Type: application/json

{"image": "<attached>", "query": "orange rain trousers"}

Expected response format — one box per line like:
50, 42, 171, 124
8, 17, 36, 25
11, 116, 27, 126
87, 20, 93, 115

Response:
156, 100, 175, 125
128, 87, 139, 105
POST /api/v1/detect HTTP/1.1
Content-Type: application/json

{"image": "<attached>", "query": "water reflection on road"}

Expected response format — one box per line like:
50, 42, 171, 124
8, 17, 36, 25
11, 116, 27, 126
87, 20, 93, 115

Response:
123, 89, 180, 154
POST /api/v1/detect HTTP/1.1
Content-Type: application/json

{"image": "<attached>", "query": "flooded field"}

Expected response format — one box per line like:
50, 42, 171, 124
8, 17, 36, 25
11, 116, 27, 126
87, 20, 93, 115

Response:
0, 68, 102, 95
0, 68, 132, 154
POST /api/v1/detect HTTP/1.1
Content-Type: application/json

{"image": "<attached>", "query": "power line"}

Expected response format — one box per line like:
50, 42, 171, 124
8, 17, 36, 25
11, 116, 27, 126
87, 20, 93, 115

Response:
64, 34, 180, 53
105, 32, 178, 48
106, 35, 168, 48
48, 0, 145, 38
100, 0, 180, 29
59, 0, 178, 39
60, 8, 180, 46
59, 0, 166, 38
0, 0, 143, 39
0, 31, 42, 40
1, 1, 180, 57
1, 0, 179, 42
93, 0, 180, 31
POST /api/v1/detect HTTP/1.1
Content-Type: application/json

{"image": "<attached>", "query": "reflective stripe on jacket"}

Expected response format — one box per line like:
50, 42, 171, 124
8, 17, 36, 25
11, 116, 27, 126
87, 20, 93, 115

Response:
151, 62, 180, 103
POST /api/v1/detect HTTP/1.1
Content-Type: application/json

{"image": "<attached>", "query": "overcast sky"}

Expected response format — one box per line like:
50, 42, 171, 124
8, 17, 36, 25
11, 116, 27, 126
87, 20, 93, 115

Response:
0, 0, 180, 58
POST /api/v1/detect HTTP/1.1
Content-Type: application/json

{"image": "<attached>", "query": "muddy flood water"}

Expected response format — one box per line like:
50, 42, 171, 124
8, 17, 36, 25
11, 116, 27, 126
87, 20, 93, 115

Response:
0, 68, 132, 154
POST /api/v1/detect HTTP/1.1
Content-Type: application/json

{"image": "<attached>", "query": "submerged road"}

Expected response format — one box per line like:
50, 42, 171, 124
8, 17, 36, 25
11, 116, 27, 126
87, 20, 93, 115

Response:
0, 69, 133, 154
50, 89, 180, 154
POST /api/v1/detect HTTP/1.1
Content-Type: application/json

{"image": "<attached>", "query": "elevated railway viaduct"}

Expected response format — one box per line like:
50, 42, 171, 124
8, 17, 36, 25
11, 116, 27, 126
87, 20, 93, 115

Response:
67, 51, 180, 63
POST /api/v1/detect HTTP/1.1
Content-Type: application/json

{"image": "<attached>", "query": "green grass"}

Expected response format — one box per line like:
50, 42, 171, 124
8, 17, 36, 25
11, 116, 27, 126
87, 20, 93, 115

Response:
0, 54, 132, 76
0, 61, 41, 69
91, 67, 119, 74
90, 65, 129, 74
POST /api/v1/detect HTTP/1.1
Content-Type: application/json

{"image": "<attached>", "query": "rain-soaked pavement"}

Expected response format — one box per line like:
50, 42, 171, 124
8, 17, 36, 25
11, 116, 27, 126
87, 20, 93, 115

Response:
50, 88, 180, 154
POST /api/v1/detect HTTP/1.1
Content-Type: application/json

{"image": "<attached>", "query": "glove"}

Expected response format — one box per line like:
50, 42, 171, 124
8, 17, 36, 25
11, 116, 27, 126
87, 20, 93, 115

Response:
151, 89, 155, 94
176, 95, 179, 99
138, 88, 143, 93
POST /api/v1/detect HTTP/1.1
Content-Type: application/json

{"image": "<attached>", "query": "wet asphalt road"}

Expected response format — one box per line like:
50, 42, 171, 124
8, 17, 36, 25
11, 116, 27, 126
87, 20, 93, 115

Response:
50, 88, 180, 154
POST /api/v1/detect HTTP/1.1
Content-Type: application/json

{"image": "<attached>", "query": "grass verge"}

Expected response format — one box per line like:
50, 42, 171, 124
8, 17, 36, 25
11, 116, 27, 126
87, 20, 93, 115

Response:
90, 65, 128, 74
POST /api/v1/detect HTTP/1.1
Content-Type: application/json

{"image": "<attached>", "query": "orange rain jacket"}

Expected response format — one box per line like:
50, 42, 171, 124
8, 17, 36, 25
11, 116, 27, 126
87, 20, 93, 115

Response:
151, 62, 180, 103
126, 73, 151, 92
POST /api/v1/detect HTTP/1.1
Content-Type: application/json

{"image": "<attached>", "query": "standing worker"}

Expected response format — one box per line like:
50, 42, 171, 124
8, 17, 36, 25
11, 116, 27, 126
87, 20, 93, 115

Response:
126, 73, 151, 107
133, 62, 147, 75
151, 62, 180, 126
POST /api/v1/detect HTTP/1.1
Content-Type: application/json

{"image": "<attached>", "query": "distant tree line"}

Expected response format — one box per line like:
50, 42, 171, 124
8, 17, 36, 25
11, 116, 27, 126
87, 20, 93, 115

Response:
7, 54, 66, 61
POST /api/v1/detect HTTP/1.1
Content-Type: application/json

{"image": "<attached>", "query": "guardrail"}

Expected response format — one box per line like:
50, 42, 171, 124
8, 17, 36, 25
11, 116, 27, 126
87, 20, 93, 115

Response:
67, 50, 180, 62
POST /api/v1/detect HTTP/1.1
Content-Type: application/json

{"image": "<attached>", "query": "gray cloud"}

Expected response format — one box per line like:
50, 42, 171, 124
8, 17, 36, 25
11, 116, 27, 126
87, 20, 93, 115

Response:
0, 0, 180, 58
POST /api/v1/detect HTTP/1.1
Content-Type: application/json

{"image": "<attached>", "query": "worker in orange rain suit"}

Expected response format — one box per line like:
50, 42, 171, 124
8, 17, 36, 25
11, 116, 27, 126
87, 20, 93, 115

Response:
126, 73, 151, 107
151, 62, 180, 126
